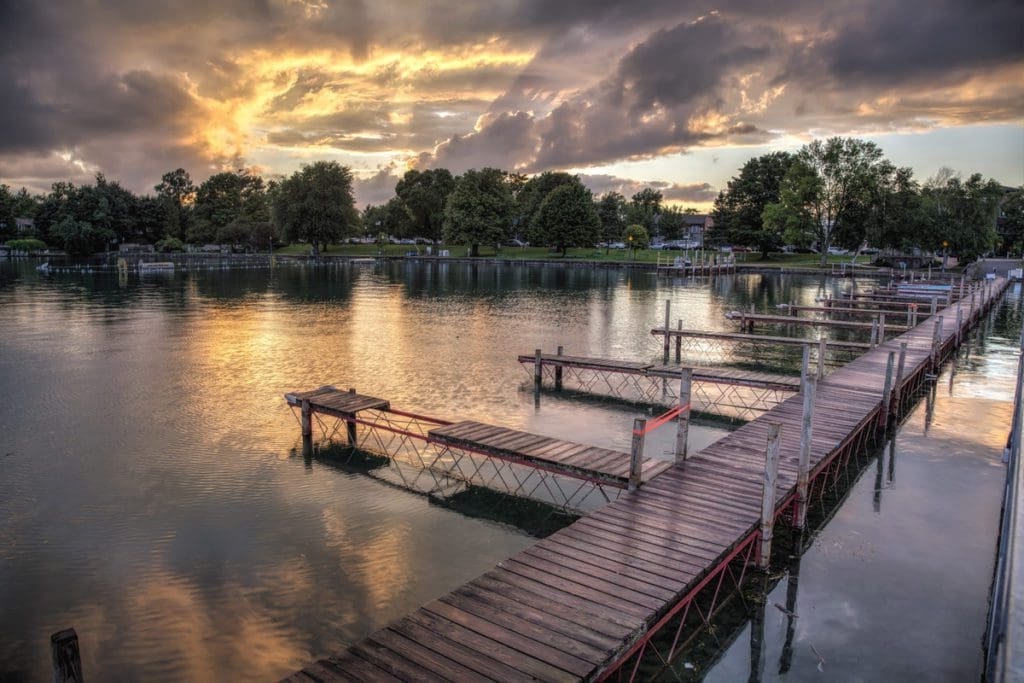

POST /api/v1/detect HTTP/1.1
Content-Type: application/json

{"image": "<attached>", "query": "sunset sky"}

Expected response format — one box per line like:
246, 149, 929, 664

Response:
0, 0, 1021, 209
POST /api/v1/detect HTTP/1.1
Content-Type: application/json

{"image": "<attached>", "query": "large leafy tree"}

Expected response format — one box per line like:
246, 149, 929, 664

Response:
273, 161, 359, 253
532, 181, 601, 255
442, 168, 513, 257
764, 137, 887, 264
190, 170, 267, 243
394, 168, 455, 244
155, 169, 195, 240
520, 171, 577, 244
1000, 188, 1024, 255
596, 191, 627, 250
626, 187, 664, 235
710, 151, 793, 255
921, 170, 1004, 261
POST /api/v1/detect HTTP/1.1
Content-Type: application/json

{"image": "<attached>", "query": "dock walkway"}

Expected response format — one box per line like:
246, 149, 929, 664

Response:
285, 279, 1006, 683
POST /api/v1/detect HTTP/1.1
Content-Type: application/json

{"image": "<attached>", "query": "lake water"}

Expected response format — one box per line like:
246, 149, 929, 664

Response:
0, 260, 1016, 681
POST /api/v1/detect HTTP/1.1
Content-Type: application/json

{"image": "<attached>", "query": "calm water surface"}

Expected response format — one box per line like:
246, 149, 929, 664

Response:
0, 260, 1015, 681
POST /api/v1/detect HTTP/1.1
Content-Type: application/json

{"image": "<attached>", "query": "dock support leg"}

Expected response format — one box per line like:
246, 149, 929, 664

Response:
51, 628, 84, 683
930, 297, 937, 315
800, 344, 810, 391
534, 348, 542, 389
629, 418, 646, 491
795, 379, 815, 530
880, 351, 895, 428
893, 342, 907, 416
675, 320, 683, 362
870, 318, 878, 348
663, 299, 671, 363
555, 345, 563, 391
300, 399, 312, 438
911, 304, 918, 327
956, 307, 964, 346
817, 337, 827, 381
345, 388, 358, 445
675, 369, 692, 465
758, 422, 781, 569
931, 317, 943, 371
879, 313, 886, 342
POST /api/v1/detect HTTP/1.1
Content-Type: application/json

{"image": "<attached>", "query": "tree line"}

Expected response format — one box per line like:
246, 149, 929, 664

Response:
709, 137, 1020, 264
2, 136, 1020, 259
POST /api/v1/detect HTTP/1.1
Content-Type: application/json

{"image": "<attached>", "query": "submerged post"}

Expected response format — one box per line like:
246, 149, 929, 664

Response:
880, 350, 895, 428
300, 398, 312, 438
675, 369, 692, 465
758, 422, 782, 569
795, 378, 815, 530
817, 337, 827, 381
555, 345, 564, 390
534, 348, 542, 389
663, 299, 671, 363
629, 418, 646, 491
51, 628, 84, 683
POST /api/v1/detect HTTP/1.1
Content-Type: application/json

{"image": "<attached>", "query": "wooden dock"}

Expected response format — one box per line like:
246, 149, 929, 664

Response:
649, 328, 870, 351
428, 421, 672, 487
725, 311, 909, 333
285, 278, 1007, 683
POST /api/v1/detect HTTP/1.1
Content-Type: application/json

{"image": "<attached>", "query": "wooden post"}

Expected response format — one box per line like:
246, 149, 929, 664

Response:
534, 348, 542, 389
758, 422, 782, 569
879, 313, 886, 342
894, 342, 907, 415
930, 296, 937, 315
629, 418, 646, 491
870, 318, 878, 348
932, 317, 943, 370
555, 345, 564, 390
956, 306, 964, 346
346, 388, 358, 444
795, 376, 815, 529
300, 398, 312, 438
51, 628, 84, 683
800, 344, 810, 392
675, 369, 692, 465
817, 337, 827, 381
911, 304, 918, 327
675, 320, 683, 361
880, 350, 895, 428
663, 299, 671, 363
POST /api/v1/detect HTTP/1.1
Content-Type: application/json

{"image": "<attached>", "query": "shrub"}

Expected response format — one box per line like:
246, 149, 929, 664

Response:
5, 238, 47, 252
155, 236, 185, 253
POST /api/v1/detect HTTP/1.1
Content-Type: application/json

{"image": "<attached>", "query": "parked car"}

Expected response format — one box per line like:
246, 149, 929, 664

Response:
827, 246, 850, 255
608, 242, 626, 249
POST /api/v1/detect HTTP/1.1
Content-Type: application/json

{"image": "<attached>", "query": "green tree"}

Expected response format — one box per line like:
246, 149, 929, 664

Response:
624, 224, 650, 252
1000, 188, 1024, 255
710, 151, 793, 256
626, 188, 664, 236
532, 181, 600, 255
520, 171, 577, 244
0, 185, 15, 240
596, 191, 627, 251
860, 165, 925, 253
766, 137, 887, 264
442, 168, 513, 257
52, 215, 114, 255
273, 161, 359, 253
155, 168, 195, 240
132, 195, 169, 244
922, 170, 1004, 262
395, 168, 455, 245
190, 170, 266, 243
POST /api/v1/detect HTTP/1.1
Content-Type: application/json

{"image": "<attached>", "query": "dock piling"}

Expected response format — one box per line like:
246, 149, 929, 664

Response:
534, 348, 542, 389
51, 628, 84, 683
555, 346, 564, 390
894, 342, 907, 415
870, 318, 879, 348
880, 351, 895, 428
629, 418, 646, 491
817, 337, 827, 381
795, 378, 815, 529
675, 320, 683, 361
930, 297, 937, 315
879, 313, 886, 341
758, 422, 781, 569
675, 369, 692, 465
663, 300, 671, 363
300, 398, 312, 438
800, 344, 810, 392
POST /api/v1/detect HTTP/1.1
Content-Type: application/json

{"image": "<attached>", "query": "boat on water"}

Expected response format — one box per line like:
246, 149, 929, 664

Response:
138, 262, 175, 272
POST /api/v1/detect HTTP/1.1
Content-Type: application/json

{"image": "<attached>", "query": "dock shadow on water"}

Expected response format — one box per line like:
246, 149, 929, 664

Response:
301, 442, 578, 539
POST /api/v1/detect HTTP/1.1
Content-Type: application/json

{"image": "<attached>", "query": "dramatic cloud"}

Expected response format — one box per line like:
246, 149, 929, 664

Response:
0, 0, 1021, 198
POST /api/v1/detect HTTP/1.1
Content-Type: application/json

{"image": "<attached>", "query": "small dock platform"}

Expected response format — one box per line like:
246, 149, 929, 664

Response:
429, 421, 671, 487
284, 386, 391, 417
725, 311, 909, 333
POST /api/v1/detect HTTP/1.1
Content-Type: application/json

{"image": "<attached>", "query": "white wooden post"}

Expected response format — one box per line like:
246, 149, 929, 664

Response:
795, 379, 815, 529
758, 422, 782, 569
629, 418, 646, 491
675, 369, 692, 465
